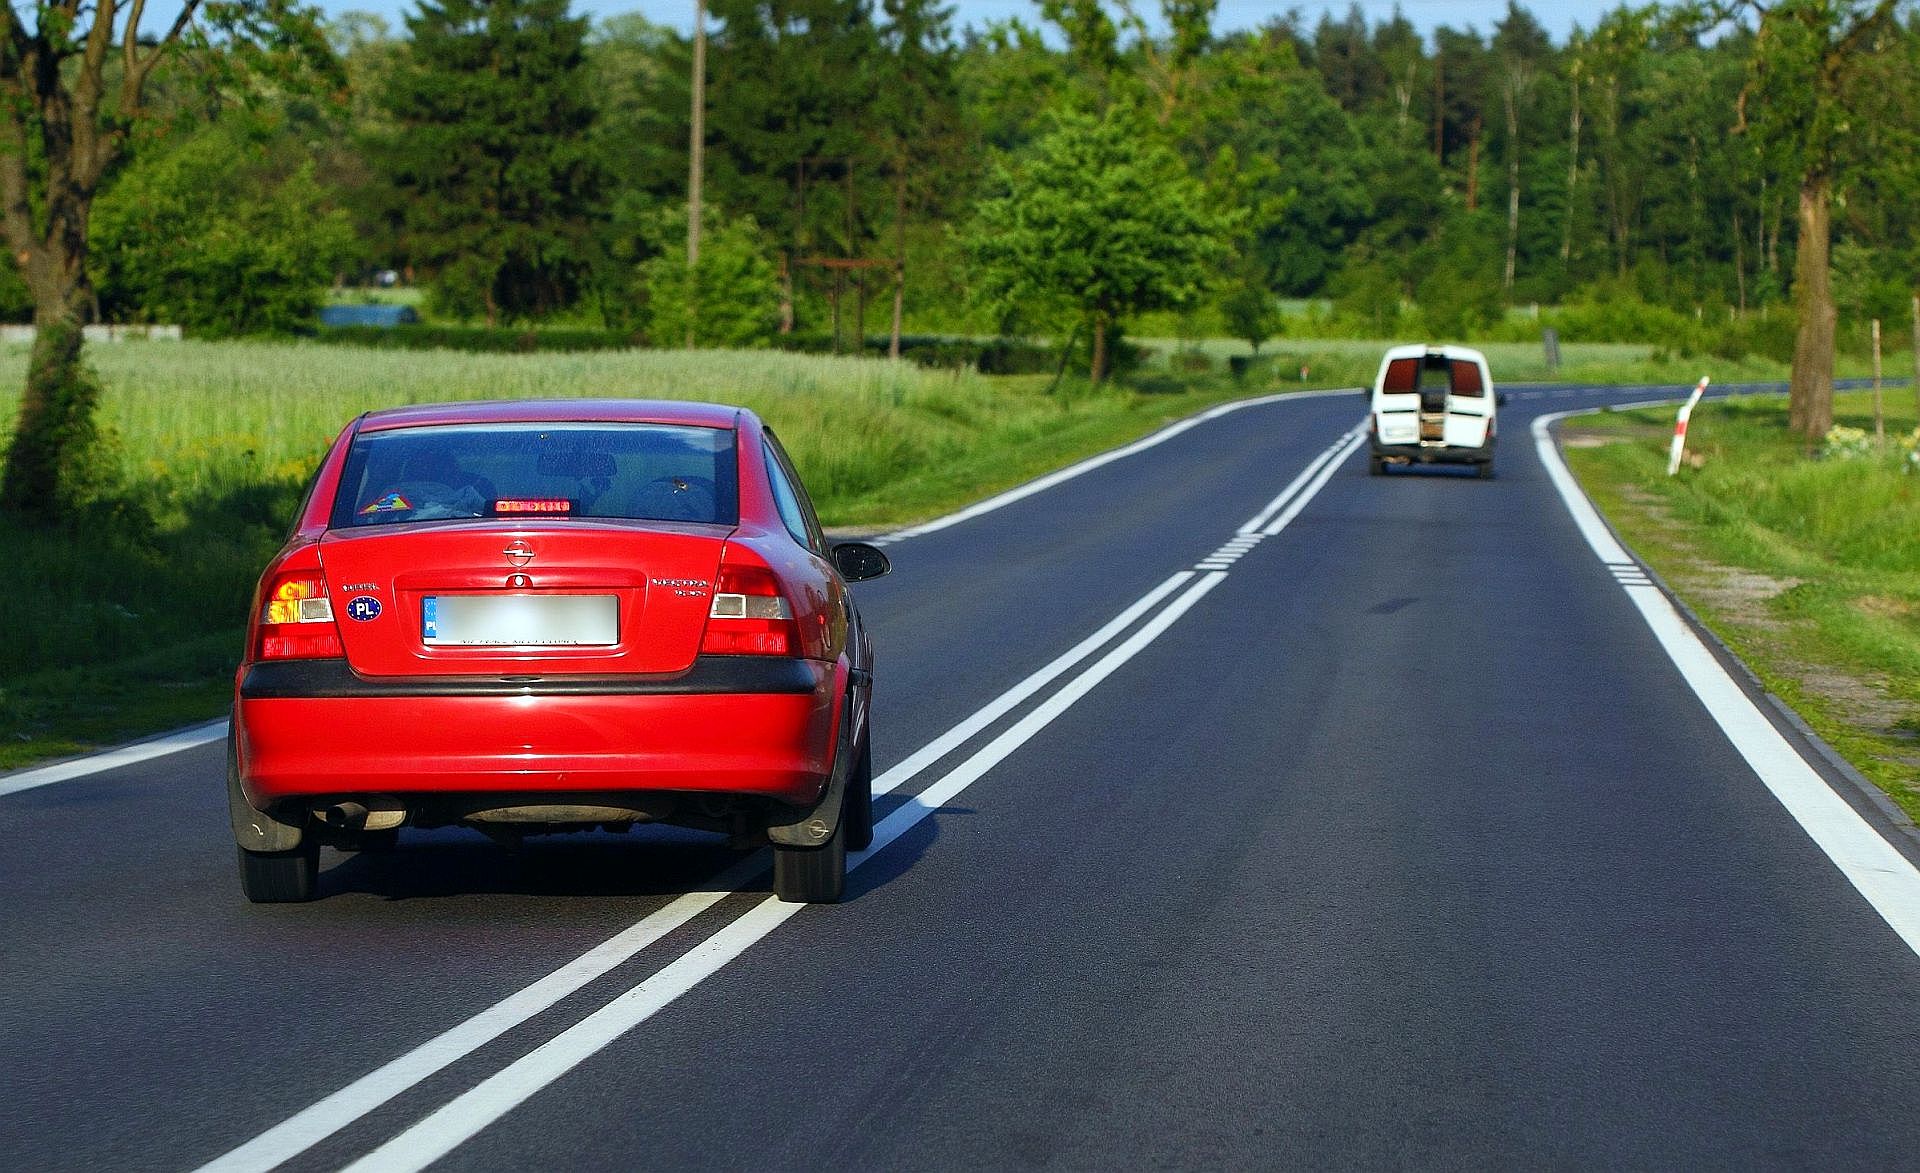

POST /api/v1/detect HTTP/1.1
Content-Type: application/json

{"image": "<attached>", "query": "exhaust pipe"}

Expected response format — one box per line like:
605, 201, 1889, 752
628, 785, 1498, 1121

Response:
318, 801, 369, 830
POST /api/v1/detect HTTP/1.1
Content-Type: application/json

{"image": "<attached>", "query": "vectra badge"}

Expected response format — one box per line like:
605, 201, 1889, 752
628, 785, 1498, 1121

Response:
503, 540, 535, 567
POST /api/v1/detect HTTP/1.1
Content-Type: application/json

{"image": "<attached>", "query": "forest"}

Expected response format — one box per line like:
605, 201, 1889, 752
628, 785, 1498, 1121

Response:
0, 0, 1917, 518
0, 0, 1905, 348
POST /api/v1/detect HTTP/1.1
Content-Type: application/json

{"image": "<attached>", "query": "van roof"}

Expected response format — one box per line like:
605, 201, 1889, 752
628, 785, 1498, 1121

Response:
1379, 343, 1490, 364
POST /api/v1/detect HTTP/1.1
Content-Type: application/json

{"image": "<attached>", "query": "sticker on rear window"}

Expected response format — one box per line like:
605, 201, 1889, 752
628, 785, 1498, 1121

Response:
359, 492, 414, 515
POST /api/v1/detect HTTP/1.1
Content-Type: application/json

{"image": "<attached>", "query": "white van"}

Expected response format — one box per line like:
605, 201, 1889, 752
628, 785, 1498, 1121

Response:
1366, 344, 1502, 478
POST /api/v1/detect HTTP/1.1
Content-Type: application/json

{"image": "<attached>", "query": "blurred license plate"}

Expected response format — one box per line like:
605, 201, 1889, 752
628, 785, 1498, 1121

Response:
422, 595, 618, 646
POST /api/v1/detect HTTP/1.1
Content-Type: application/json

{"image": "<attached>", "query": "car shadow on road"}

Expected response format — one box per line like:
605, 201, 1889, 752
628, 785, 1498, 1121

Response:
315, 794, 967, 904
317, 826, 761, 901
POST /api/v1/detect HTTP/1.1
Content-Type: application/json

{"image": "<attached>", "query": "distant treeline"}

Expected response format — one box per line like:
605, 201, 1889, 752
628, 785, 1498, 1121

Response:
18, 0, 1918, 349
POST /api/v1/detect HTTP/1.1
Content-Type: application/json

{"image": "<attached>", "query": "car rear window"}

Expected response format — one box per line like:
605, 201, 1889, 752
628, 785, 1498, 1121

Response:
1449, 360, 1485, 396
330, 423, 739, 529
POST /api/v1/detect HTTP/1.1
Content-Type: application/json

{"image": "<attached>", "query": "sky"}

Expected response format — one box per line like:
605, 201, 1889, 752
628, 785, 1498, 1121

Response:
316, 0, 1609, 47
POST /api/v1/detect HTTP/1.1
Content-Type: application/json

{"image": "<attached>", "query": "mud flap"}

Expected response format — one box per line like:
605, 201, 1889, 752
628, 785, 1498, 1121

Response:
765, 681, 860, 848
226, 723, 306, 853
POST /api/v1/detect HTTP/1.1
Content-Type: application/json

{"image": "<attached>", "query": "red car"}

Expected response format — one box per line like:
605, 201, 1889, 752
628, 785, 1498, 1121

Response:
228, 399, 889, 905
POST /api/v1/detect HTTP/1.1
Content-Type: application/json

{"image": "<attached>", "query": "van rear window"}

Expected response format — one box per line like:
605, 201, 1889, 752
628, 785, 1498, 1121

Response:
330, 423, 739, 528
1450, 361, 1485, 396
1382, 358, 1420, 392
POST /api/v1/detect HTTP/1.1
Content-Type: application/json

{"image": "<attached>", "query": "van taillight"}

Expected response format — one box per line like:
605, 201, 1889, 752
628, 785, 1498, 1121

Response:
257, 572, 344, 660
702, 562, 799, 656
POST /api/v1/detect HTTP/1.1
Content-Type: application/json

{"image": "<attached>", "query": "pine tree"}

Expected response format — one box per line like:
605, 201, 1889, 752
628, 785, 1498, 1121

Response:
376, 0, 603, 325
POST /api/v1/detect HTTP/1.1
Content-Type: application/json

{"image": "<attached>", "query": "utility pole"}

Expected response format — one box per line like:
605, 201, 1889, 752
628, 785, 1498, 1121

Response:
685, 0, 707, 349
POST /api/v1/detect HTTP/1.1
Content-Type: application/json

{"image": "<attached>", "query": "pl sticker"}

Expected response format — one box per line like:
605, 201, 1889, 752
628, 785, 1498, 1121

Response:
346, 595, 382, 622
359, 492, 414, 514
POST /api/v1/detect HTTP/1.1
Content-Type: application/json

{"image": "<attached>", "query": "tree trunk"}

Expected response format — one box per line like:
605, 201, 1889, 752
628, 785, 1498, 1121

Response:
1788, 169, 1835, 442
0, 282, 98, 517
1561, 73, 1581, 263
1504, 86, 1521, 291
1089, 312, 1110, 384
1465, 116, 1482, 211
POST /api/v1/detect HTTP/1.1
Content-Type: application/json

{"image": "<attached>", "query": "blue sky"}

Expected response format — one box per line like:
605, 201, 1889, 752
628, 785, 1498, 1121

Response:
316, 0, 1609, 46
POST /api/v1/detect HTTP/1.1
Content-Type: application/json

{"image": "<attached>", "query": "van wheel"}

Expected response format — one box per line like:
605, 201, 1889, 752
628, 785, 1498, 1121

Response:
1476, 461, 1495, 479
238, 843, 319, 903
1368, 455, 1385, 476
773, 816, 846, 903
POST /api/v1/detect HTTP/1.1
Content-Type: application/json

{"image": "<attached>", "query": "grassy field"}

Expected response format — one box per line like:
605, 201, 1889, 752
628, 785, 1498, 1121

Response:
1561, 388, 1920, 821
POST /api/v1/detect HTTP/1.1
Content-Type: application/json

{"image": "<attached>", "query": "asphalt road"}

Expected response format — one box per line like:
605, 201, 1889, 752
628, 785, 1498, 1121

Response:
5, 382, 1919, 1171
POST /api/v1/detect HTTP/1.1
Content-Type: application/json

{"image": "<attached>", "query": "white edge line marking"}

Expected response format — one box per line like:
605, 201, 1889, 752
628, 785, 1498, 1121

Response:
0, 720, 229, 798
874, 388, 1359, 545
1533, 409, 1920, 958
342, 572, 1234, 1173
196, 571, 1195, 1173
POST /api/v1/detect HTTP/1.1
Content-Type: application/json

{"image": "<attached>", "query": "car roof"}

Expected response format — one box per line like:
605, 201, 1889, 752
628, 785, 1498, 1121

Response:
355, 399, 745, 433
1379, 343, 1490, 365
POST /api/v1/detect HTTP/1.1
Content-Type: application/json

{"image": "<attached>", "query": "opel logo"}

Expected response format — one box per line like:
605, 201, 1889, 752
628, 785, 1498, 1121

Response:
503, 540, 535, 567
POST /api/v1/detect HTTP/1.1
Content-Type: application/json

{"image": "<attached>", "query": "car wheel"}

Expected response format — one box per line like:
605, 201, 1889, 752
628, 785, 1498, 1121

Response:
238, 842, 319, 903
773, 814, 847, 904
1476, 461, 1495, 479
844, 736, 873, 853
1368, 455, 1385, 476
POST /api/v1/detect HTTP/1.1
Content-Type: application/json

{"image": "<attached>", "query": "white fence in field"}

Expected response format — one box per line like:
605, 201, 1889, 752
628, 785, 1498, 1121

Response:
0, 324, 183, 344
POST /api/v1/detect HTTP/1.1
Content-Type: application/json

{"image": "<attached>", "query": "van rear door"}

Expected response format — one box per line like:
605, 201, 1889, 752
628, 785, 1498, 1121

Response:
1443, 355, 1493, 448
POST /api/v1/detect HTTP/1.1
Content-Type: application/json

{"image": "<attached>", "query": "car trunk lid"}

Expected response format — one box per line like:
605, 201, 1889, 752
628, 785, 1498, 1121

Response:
317, 521, 729, 676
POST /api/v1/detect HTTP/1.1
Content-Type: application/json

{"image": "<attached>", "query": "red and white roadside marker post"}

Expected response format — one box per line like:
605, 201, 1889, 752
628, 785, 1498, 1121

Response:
1667, 375, 1711, 476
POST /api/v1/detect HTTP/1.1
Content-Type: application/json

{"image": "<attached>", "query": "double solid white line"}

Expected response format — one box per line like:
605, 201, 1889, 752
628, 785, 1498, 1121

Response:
201, 414, 1364, 1173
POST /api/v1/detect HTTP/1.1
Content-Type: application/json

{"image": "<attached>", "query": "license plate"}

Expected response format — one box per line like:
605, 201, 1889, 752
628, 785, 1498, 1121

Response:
422, 595, 619, 646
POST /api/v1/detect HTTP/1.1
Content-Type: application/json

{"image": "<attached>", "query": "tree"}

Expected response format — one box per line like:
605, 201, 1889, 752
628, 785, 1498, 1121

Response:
638, 203, 781, 346
374, 0, 602, 326
1732, 0, 1905, 441
93, 114, 354, 336
0, 0, 331, 519
966, 109, 1233, 382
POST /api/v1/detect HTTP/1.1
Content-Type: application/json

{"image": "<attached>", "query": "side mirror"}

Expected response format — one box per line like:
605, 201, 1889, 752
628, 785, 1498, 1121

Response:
831, 541, 891, 583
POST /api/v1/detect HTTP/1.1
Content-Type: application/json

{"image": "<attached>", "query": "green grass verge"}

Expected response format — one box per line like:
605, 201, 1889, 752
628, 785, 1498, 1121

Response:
1561, 388, 1920, 822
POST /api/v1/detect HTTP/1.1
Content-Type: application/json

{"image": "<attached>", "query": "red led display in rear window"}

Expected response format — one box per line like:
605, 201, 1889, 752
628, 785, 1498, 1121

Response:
493, 498, 574, 514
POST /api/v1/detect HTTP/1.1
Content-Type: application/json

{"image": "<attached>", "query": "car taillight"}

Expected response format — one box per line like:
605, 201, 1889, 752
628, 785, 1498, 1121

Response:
702, 562, 799, 656
257, 571, 344, 660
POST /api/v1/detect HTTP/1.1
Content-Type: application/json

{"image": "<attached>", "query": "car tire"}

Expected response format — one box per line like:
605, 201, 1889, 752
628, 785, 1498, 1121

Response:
773, 814, 847, 904
844, 736, 873, 853
1368, 455, 1385, 476
238, 842, 319, 903
1476, 461, 1495, 479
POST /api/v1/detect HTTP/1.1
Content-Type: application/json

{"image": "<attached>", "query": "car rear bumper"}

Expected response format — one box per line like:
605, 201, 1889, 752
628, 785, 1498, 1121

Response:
234, 656, 841, 808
